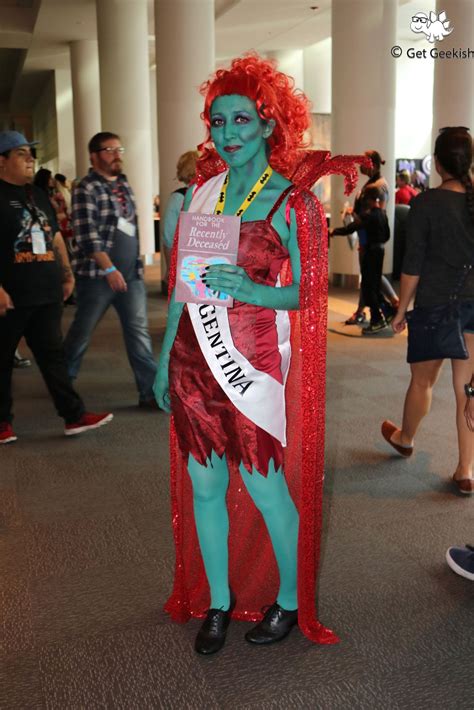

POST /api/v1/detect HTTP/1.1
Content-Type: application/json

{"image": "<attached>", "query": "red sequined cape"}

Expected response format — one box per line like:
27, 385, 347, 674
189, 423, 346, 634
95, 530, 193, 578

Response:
164, 151, 365, 644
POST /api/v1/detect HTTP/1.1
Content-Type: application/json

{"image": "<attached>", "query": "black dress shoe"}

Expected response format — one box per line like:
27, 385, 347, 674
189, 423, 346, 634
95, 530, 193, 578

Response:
245, 602, 298, 645
194, 593, 236, 655
138, 398, 160, 410
13, 355, 31, 369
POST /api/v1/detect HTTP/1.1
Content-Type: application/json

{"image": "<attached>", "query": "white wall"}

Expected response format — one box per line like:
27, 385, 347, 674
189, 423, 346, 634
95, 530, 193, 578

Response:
267, 50, 304, 92
303, 38, 331, 114
394, 39, 433, 160
303, 36, 433, 162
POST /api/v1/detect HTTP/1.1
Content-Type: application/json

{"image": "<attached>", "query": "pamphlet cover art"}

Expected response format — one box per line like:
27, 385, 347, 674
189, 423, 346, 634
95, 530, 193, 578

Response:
175, 212, 241, 308
180, 255, 231, 302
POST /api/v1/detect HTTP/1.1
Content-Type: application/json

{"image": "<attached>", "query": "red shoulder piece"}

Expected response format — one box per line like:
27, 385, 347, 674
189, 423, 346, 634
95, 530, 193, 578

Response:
290, 150, 370, 195
168, 229, 178, 303
195, 148, 227, 186
280, 186, 339, 644
194, 148, 368, 194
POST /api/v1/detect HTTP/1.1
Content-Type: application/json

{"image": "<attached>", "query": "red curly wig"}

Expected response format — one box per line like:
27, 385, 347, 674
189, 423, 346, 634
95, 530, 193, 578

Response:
198, 53, 311, 179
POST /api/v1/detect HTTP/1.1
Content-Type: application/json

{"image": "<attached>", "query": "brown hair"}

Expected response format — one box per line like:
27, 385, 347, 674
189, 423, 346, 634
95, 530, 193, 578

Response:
365, 150, 385, 172
88, 132, 120, 154
435, 127, 473, 222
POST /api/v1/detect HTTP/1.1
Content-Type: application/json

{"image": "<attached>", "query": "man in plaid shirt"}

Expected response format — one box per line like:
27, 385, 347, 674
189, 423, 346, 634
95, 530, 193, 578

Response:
64, 132, 157, 408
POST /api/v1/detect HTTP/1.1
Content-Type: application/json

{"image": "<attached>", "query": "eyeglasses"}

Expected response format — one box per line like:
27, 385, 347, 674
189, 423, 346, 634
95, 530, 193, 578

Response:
412, 16, 428, 23
96, 147, 125, 155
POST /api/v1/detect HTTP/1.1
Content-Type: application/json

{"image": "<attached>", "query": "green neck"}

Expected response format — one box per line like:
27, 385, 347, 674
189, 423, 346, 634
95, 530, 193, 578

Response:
227, 150, 269, 194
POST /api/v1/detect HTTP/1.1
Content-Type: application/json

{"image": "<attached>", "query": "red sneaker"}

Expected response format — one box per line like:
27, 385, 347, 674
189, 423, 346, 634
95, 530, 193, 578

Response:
0, 422, 17, 444
64, 412, 113, 436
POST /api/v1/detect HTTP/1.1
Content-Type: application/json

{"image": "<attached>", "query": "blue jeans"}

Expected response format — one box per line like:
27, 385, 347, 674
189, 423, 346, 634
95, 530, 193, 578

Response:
64, 278, 157, 401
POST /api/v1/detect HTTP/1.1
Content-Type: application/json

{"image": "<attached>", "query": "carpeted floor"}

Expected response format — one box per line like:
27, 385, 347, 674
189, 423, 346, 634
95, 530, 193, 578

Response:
1, 279, 473, 710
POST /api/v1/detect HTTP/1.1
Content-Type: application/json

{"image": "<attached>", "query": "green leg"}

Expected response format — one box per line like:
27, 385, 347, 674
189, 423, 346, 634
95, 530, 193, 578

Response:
187, 451, 231, 610
239, 460, 299, 610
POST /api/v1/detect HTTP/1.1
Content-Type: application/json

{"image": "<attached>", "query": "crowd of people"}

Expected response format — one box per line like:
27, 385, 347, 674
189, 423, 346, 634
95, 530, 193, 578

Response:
1, 52, 472, 657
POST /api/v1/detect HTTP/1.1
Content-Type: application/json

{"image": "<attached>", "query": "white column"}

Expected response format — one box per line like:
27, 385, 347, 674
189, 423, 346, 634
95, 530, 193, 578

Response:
55, 65, 76, 179
149, 66, 159, 197
432, 0, 474, 177
330, 0, 397, 284
96, 0, 154, 254
266, 50, 304, 92
70, 40, 101, 180
155, 0, 215, 219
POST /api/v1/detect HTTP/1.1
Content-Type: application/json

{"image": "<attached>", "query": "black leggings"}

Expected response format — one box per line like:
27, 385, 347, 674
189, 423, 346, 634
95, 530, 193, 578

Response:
0, 302, 84, 423
361, 246, 385, 323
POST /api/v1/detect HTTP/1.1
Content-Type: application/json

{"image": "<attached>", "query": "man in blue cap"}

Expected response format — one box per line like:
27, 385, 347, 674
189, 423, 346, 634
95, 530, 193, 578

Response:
0, 131, 113, 443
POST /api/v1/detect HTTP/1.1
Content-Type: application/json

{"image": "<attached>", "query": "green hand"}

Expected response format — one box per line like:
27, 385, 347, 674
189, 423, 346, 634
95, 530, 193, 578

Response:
203, 263, 299, 310
153, 290, 185, 414
153, 362, 171, 413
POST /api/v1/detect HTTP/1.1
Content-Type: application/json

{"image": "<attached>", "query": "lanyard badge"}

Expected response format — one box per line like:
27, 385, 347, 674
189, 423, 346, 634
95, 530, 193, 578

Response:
214, 166, 273, 216
31, 223, 46, 254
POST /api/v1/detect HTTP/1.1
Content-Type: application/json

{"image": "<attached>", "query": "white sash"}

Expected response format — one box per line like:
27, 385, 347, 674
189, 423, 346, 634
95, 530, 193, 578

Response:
186, 173, 291, 446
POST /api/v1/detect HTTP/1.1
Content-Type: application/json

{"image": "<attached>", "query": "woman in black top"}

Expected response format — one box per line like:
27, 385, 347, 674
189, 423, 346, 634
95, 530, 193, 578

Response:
382, 127, 474, 495
345, 149, 399, 326
331, 185, 390, 333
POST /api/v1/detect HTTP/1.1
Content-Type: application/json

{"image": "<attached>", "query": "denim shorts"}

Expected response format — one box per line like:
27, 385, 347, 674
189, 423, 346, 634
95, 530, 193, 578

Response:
460, 300, 474, 334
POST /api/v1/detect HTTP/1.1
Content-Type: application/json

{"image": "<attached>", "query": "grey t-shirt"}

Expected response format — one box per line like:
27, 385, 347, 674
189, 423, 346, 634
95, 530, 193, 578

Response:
403, 189, 474, 307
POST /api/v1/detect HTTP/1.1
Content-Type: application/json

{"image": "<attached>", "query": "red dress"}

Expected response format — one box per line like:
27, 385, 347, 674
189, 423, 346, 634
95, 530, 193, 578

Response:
169, 190, 291, 475
165, 151, 366, 644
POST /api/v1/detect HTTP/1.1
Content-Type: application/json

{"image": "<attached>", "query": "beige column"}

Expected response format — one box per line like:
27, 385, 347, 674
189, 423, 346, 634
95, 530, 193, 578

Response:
331, 0, 397, 285
55, 65, 76, 178
70, 40, 101, 180
155, 0, 215, 219
96, 0, 154, 254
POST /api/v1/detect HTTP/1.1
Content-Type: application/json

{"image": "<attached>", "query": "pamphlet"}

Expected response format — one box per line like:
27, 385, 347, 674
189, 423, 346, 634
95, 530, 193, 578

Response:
175, 212, 241, 308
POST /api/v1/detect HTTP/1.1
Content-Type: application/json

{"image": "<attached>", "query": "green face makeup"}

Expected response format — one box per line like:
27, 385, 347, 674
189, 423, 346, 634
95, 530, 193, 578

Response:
210, 94, 270, 169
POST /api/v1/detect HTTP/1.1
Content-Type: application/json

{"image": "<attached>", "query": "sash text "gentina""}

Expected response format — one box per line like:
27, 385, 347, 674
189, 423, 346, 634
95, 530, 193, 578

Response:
198, 304, 253, 395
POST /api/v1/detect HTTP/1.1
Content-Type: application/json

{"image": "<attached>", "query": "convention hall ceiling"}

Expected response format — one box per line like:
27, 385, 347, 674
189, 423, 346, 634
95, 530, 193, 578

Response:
0, 0, 431, 113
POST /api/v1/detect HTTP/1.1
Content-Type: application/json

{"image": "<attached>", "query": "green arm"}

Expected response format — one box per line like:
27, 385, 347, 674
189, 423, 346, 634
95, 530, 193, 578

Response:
153, 290, 184, 413
153, 186, 195, 412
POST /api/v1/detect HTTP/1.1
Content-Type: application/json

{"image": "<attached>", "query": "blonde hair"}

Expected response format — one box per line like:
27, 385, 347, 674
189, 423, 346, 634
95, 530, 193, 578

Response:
397, 170, 411, 185
176, 150, 199, 184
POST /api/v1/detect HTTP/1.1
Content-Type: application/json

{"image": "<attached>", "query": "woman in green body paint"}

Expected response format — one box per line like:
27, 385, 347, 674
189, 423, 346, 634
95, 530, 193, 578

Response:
154, 54, 337, 655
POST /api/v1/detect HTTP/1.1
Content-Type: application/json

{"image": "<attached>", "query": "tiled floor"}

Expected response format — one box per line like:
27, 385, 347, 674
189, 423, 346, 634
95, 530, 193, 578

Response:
1, 282, 473, 709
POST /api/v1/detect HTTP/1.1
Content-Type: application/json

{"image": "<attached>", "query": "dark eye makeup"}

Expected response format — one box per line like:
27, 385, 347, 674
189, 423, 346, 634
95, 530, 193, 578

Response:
210, 115, 224, 128
210, 111, 254, 128
235, 113, 252, 124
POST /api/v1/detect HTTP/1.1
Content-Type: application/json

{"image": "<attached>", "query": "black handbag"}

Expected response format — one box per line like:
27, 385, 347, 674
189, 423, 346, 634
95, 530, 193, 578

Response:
406, 266, 471, 364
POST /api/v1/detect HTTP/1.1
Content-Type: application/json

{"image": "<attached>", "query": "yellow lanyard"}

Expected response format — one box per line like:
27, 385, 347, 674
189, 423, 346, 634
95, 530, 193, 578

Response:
214, 166, 273, 217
